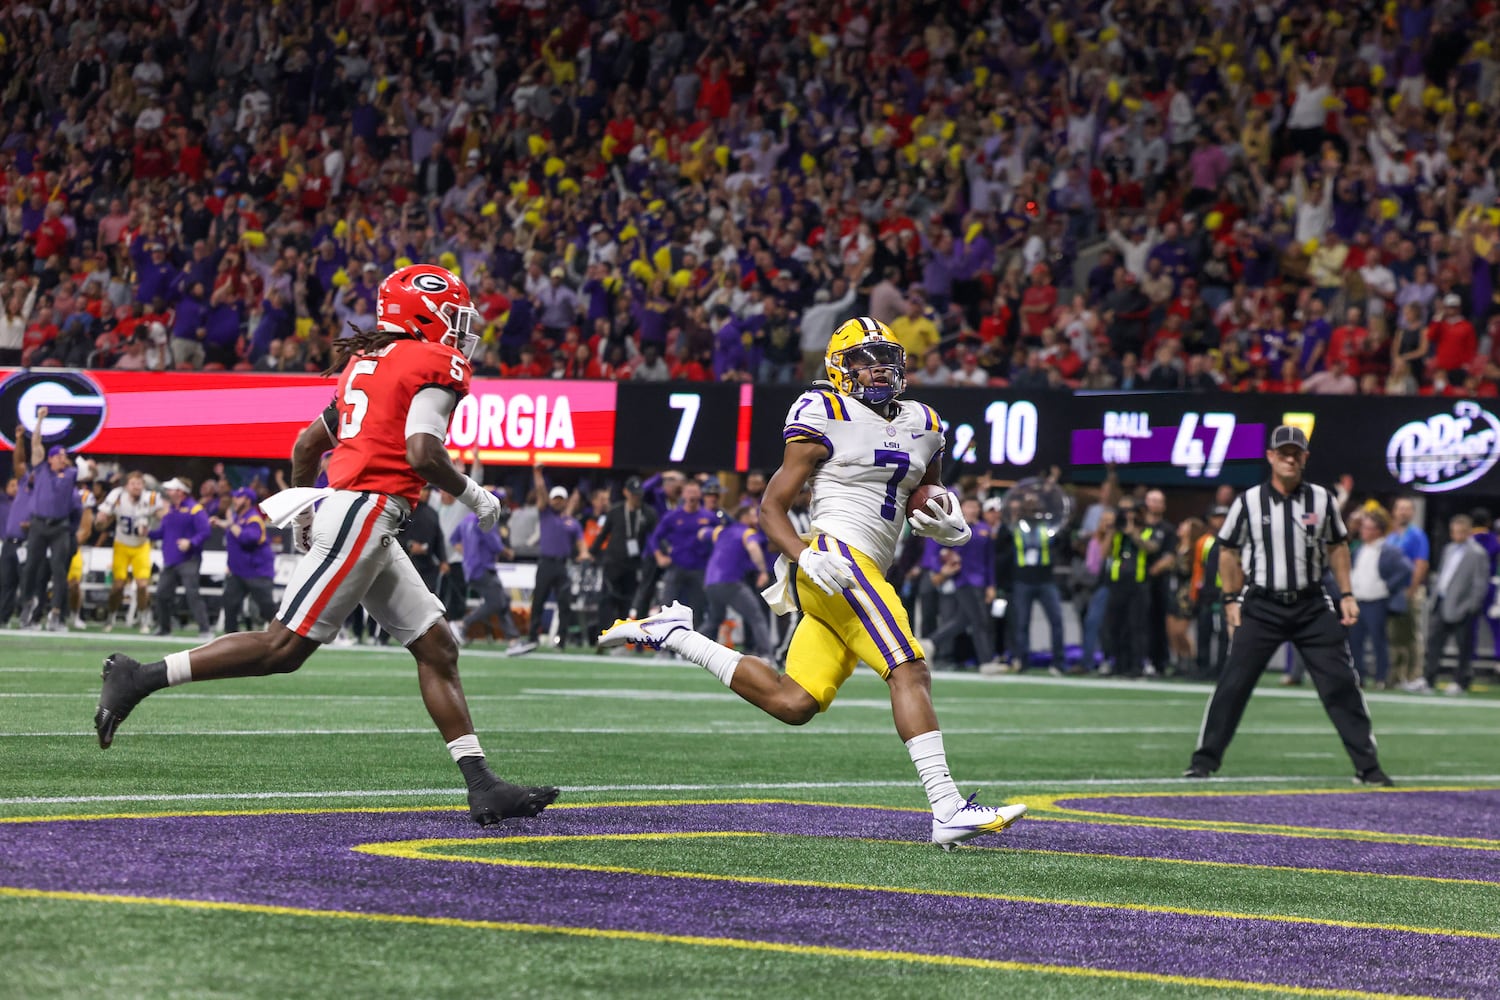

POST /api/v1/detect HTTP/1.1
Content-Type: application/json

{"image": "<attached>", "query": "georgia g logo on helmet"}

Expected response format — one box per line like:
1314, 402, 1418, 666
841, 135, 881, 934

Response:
825, 316, 906, 405
377, 264, 482, 360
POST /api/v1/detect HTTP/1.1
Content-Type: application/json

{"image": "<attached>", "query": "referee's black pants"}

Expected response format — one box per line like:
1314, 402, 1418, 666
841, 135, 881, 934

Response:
1191, 593, 1379, 775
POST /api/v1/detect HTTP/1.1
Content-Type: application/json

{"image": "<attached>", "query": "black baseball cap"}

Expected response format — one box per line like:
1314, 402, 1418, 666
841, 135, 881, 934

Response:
1269, 425, 1309, 452
623, 476, 643, 493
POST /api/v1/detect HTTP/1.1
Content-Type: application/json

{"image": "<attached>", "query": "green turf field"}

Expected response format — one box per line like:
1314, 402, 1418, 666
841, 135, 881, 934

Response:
2, 630, 1497, 1000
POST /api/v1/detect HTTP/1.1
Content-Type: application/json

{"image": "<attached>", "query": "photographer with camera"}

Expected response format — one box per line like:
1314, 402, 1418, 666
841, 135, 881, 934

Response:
1101, 497, 1160, 678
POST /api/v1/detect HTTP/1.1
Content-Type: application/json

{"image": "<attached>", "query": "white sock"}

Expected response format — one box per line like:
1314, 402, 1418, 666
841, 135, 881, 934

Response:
906, 730, 965, 822
663, 629, 742, 687
164, 651, 193, 687
446, 733, 484, 763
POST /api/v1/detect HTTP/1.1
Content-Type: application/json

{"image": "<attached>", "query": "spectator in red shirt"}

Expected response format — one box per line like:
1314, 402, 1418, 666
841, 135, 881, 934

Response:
1019, 265, 1057, 341
1428, 293, 1477, 378
21, 306, 59, 365
1326, 307, 1366, 374
696, 56, 731, 121
1266, 358, 1302, 394
977, 293, 1012, 347
30, 202, 69, 260
299, 159, 332, 220
504, 345, 547, 379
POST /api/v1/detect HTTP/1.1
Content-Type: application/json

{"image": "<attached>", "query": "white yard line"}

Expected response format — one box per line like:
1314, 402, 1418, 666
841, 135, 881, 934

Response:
3, 773, 1498, 807
0, 723, 1490, 738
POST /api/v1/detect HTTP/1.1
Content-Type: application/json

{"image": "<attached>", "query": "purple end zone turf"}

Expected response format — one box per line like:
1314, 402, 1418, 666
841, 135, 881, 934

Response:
1, 801, 1497, 998
1055, 789, 1500, 840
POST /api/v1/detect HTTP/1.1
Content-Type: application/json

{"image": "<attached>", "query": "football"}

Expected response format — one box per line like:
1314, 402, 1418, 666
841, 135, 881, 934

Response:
905, 484, 954, 521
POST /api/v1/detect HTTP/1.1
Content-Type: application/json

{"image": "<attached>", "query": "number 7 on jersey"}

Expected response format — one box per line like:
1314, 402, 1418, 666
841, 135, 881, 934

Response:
874, 449, 910, 521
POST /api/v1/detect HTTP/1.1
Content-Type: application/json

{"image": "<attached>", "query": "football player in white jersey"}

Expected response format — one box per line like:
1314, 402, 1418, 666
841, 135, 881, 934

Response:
602, 317, 1027, 847
95, 472, 168, 632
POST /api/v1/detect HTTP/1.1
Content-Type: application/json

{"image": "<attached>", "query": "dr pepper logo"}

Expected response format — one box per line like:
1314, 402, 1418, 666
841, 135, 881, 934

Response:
1386, 401, 1500, 493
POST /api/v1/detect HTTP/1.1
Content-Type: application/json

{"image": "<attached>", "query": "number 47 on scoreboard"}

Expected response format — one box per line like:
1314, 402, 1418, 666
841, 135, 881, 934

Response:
1172, 412, 1237, 478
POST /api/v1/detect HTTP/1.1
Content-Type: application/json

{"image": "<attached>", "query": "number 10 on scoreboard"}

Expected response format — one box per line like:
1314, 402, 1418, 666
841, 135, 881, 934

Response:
1172, 412, 1237, 478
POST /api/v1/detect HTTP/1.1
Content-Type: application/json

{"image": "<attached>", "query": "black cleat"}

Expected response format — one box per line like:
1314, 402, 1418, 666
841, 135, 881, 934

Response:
94, 654, 149, 749
1182, 765, 1212, 779
1355, 767, 1394, 787
467, 780, 561, 826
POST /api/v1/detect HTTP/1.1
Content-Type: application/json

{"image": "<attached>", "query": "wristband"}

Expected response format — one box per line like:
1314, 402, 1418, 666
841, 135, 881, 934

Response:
456, 476, 486, 510
1223, 595, 1242, 605
1340, 592, 1354, 600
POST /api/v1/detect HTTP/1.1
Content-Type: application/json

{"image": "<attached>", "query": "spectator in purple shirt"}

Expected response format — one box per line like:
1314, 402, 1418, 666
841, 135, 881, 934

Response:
130, 235, 177, 306
699, 500, 772, 656
449, 501, 522, 650
20, 422, 82, 630
516, 463, 590, 654
2, 434, 37, 625
647, 480, 716, 628
150, 477, 212, 639
215, 488, 277, 634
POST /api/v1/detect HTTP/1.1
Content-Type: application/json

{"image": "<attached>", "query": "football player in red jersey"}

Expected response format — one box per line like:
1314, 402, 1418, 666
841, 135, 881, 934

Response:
94, 264, 558, 825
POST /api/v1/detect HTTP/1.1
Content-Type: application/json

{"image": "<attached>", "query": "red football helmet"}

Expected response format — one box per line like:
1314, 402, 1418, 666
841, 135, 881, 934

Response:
376, 263, 480, 359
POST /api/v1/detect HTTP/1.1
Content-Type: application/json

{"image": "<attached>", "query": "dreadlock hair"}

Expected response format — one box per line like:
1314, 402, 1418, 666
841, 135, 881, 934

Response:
323, 323, 417, 377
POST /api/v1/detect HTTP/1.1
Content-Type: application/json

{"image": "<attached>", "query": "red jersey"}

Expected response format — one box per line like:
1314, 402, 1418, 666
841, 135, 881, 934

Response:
326, 338, 470, 506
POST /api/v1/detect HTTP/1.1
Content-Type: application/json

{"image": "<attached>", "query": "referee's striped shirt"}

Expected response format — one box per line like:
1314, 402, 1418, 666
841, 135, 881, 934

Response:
1217, 481, 1348, 592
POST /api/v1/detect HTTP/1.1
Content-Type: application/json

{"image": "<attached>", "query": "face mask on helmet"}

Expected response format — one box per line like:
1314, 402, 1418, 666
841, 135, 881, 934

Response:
439, 300, 481, 360
837, 340, 906, 403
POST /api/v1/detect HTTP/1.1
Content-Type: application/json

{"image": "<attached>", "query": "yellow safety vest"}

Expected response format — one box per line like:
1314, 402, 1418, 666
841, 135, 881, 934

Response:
1109, 527, 1154, 583
1014, 526, 1049, 567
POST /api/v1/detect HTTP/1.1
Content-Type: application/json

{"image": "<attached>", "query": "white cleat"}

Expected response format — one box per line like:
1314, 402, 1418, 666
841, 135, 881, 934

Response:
596, 601, 695, 650
932, 796, 1028, 850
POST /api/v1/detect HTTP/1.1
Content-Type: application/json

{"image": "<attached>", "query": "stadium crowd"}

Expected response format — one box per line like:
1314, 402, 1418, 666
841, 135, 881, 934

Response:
0, 1, 1498, 396
4, 414, 1490, 694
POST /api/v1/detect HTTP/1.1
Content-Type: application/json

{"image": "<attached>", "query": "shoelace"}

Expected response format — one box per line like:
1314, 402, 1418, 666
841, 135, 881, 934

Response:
955, 792, 984, 814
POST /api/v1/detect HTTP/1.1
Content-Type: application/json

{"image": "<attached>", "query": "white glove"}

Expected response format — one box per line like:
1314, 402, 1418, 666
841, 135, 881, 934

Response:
909, 494, 971, 546
796, 547, 857, 596
458, 476, 503, 531
292, 510, 314, 554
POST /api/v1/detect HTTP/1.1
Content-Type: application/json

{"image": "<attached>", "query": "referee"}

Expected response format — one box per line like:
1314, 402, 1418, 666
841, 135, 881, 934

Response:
1184, 425, 1392, 786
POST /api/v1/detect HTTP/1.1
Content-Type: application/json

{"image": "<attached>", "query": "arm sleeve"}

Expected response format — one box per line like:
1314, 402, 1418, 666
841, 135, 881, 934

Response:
320, 396, 339, 439
405, 385, 459, 440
